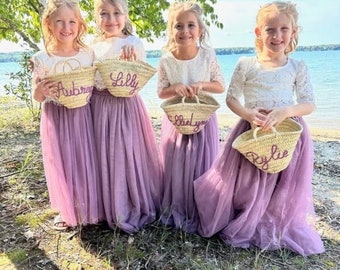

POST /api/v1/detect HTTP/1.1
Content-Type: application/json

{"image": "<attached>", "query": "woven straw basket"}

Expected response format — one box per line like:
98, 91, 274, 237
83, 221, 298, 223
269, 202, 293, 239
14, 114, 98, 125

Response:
44, 58, 96, 109
160, 92, 220, 135
232, 118, 303, 174
94, 58, 157, 97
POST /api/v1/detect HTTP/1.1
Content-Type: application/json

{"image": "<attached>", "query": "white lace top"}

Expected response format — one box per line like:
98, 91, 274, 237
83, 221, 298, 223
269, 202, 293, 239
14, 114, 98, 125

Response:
91, 35, 146, 90
32, 48, 94, 78
157, 47, 225, 94
227, 56, 315, 109
31, 48, 95, 104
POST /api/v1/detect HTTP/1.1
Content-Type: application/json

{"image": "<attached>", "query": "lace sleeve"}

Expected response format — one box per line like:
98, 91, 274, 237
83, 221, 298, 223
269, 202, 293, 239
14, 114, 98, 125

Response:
210, 56, 225, 89
295, 60, 315, 104
31, 56, 47, 79
227, 57, 247, 100
157, 60, 170, 95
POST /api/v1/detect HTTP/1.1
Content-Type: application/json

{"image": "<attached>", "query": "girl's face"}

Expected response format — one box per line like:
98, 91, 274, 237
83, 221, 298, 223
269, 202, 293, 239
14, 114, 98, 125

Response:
255, 12, 295, 55
48, 6, 79, 46
172, 10, 202, 49
97, 1, 126, 38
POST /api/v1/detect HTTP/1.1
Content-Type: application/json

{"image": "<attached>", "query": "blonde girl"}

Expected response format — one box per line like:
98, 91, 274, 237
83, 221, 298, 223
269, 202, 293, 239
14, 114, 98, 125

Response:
157, 1, 225, 233
90, 0, 162, 234
31, 0, 102, 230
194, 1, 324, 256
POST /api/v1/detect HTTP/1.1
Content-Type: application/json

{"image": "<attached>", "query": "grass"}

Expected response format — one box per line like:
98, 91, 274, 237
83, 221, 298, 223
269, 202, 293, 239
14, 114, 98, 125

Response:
0, 96, 339, 269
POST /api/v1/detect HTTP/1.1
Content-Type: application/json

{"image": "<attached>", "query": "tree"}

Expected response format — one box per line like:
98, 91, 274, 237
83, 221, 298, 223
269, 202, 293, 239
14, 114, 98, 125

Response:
0, 0, 223, 51
1, 0, 223, 120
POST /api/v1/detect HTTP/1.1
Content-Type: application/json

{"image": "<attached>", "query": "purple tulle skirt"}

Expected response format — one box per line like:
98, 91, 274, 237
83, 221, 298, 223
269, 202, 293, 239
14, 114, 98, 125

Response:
40, 102, 103, 226
90, 89, 163, 234
194, 117, 324, 256
159, 113, 219, 233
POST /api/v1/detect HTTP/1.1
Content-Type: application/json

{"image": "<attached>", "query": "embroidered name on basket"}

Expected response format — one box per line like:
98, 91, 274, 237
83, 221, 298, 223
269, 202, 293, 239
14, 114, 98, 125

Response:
245, 144, 289, 171
171, 112, 209, 133
56, 81, 93, 98
110, 71, 139, 95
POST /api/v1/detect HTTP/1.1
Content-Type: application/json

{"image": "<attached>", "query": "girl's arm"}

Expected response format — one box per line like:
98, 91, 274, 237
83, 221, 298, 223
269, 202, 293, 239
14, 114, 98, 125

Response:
31, 59, 56, 103
227, 95, 268, 127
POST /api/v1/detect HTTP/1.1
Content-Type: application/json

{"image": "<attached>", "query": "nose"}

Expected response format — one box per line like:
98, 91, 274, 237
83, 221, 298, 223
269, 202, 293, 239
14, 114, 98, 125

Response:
272, 31, 281, 39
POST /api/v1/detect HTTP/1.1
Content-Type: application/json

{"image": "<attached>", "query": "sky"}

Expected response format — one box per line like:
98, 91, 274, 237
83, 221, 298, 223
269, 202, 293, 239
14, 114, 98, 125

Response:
0, 0, 339, 52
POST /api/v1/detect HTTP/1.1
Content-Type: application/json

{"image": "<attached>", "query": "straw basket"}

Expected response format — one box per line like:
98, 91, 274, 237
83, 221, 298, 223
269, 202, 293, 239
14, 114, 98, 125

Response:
232, 118, 303, 173
44, 58, 96, 109
160, 92, 220, 135
94, 58, 157, 97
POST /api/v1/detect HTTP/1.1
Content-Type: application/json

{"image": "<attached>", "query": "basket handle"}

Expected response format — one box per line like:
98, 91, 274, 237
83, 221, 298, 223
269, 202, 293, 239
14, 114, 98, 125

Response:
181, 95, 200, 105
53, 58, 82, 73
253, 126, 278, 141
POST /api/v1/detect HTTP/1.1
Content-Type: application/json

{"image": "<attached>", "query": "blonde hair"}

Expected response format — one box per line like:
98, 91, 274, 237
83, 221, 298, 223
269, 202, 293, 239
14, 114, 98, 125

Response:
164, 0, 209, 51
255, 1, 299, 55
41, 0, 88, 54
93, 0, 133, 37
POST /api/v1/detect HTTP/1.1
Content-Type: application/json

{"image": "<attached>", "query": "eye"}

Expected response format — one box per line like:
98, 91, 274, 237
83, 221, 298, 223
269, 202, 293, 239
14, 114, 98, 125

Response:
114, 11, 123, 16
174, 24, 183, 30
188, 23, 196, 29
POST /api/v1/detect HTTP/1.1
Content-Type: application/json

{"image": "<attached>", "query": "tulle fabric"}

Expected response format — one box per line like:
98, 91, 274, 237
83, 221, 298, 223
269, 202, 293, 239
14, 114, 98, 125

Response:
40, 102, 103, 226
194, 117, 324, 256
160, 114, 219, 233
90, 89, 163, 234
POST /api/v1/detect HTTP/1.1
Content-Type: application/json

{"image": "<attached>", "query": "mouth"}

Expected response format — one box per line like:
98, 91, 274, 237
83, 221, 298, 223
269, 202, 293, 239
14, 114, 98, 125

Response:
60, 33, 72, 37
180, 36, 192, 40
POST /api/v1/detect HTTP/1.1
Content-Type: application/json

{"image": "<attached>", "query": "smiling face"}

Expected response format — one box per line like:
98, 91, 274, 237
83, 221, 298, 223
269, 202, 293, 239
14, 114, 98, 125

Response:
97, 1, 127, 38
255, 11, 296, 56
171, 10, 202, 49
47, 6, 79, 46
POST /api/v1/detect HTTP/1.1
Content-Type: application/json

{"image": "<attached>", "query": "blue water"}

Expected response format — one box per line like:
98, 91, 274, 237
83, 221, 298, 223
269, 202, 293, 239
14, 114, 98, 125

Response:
1, 50, 339, 130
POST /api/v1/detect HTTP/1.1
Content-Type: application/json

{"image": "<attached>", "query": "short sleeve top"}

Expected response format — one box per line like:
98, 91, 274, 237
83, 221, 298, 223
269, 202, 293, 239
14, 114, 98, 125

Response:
157, 47, 225, 94
227, 56, 315, 109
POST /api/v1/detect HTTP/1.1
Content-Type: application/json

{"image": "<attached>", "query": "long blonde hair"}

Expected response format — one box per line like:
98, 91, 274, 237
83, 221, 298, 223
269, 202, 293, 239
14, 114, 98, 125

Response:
93, 0, 133, 37
255, 1, 299, 55
164, 0, 209, 51
41, 0, 88, 54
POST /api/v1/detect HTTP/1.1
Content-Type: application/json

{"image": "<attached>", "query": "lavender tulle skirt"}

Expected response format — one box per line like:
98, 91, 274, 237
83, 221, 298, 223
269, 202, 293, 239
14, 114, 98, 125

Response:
40, 102, 103, 226
90, 89, 163, 234
194, 117, 324, 256
159, 113, 219, 233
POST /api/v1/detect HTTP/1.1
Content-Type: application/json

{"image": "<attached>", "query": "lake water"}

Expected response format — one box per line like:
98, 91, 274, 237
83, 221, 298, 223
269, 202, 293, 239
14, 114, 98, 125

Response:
1, 50, 339, 130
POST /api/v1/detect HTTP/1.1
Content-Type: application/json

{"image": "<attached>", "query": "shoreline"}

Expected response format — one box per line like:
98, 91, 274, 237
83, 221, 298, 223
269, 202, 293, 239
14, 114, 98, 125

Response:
148, 109, 340, 142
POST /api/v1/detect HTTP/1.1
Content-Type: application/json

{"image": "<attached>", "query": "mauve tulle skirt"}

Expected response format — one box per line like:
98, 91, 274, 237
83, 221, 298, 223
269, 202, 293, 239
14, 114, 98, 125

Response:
194, 117, 324, 256
90, 89, 163, 234
159, 113, 219, 233
40, 102, 103, 226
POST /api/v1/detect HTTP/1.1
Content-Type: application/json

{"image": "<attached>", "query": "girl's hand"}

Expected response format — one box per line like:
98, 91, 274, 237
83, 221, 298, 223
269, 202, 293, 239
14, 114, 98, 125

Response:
120, 45, 137, 61
36, 78, 58, 99
250, 107, 269, 128
188, 82, 203, 97
261, 107, 288, 131
173, 83, 195, 98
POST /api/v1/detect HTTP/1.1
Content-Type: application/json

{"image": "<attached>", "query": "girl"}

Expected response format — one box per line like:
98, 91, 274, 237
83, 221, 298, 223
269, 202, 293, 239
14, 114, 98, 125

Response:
157, 1, 225, 233
194, 1, 324, 256
90, 0, 162, 234
31, 0, 102, 230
